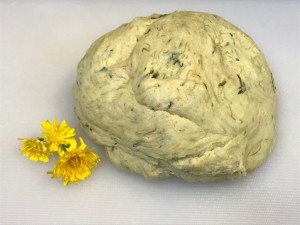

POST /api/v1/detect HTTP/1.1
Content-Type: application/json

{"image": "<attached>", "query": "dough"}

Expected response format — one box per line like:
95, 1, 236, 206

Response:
73, 11, 276, 182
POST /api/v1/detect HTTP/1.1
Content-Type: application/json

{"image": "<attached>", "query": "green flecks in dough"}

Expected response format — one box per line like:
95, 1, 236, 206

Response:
212, 44, 216, 54
100, 67, 108, 72
151, 72, 159, 79
140, 73, 150, 81
150, 14, 168, 19
167, 101, 173, 110
237, 74, 246, 94
218, 79, 227, 87
270, 72, 276, 92
142, 47, 149, 52
144, 29, 151, 35
83, 123, 90, 129
103, 48, 114, 58
141, 70, 160, 80
169, 53, 183, 67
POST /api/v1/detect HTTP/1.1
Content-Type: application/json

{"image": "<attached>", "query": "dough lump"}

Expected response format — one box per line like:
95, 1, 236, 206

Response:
73, 11, 276, 181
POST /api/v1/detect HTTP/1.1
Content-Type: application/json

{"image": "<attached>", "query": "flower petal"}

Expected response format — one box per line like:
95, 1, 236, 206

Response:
49, 138, 100, 186
19, 138, 51, 162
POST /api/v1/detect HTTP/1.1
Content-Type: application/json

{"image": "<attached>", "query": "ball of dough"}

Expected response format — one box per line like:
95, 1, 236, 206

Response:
73, 11, 276, 182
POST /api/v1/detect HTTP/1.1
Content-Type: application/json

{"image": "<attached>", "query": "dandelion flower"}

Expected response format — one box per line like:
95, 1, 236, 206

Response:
49, 137, 100, 186
19, 138, 51, 162
41, 118, 76, 154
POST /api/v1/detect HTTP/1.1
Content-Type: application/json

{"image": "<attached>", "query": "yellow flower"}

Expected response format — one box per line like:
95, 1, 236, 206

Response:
41, 118, 76, 154
49, 137, 100, 186
19, 138, 51, 162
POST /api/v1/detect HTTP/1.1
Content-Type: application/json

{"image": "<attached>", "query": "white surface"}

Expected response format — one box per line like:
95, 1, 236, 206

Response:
0, 1, 299, 224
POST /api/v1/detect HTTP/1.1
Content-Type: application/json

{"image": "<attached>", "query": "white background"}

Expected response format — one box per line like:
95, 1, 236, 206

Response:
0, 1, 299, 224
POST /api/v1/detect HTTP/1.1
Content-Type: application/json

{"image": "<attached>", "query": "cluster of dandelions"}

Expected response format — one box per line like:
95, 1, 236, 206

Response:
19, 119, 100, 186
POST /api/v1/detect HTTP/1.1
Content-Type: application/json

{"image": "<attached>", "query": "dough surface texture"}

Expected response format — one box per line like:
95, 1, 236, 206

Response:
73, 11, 276, 181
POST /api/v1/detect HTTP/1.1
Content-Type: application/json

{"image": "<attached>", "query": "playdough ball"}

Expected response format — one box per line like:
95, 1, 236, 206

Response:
73, 11, 276, 182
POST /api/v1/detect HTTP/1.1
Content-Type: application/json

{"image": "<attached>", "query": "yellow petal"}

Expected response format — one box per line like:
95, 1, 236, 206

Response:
49, 139, 100, 186
67, 138, 77, 151
19, 138, 51, 162
40, 119, 76, 149
78, 137, 87, 150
